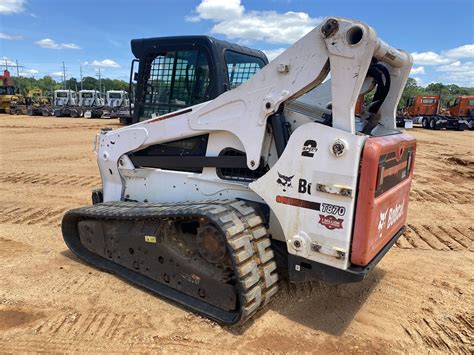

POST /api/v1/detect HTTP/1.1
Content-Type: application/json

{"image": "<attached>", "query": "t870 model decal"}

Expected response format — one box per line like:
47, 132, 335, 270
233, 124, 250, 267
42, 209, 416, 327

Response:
321, 203, 346, 216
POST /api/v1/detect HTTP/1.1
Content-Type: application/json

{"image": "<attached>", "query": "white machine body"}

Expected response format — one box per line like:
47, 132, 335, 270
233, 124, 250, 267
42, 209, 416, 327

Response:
93, 17, 413, 271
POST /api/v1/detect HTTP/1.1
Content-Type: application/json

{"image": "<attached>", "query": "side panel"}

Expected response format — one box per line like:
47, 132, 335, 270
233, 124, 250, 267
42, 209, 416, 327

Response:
250, 123, 367, 270
351, 133, 416, 266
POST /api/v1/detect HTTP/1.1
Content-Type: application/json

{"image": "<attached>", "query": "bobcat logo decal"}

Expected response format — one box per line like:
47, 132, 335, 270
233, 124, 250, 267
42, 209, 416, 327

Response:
276, 172, 294, 192
377, 199, 405, 238
378, 210, 388, 236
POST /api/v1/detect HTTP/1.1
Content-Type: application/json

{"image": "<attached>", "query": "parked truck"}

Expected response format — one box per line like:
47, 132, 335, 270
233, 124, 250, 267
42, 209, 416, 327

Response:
79, 90, 106, 118
446, 95, 474, 130
105, 90, 130, 118
53, 89, 81, 117
397, 95, 468, 130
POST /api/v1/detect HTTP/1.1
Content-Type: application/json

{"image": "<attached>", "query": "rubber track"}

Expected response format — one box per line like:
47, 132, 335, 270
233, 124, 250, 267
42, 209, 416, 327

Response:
62, 200, 279, 326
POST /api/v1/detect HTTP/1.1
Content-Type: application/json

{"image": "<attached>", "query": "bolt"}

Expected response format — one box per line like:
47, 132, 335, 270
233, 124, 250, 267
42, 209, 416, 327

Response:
293, 240, 301, 249
265, 102, 271, 109
332, 139, 346, 157
321, 19, 339, 38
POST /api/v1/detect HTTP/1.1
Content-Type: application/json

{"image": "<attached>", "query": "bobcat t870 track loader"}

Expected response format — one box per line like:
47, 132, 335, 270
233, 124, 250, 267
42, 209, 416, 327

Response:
62, 17, 416, 325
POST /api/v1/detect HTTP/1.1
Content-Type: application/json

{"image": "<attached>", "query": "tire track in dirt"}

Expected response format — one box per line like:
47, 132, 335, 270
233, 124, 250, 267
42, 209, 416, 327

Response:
0, 172, 100, 188
0, 205, 68, 227
396, 224, 473, 251
410, 188, 472, 204
32, 311, 154, 341
402, 313, 473, 353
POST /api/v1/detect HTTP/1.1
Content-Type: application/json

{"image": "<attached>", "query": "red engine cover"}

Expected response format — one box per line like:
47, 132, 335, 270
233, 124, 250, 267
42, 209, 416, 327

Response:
351, 133, 416, 266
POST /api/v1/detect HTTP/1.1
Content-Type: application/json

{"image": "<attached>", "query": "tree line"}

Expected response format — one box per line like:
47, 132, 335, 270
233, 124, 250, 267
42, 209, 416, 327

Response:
9, 74, 474, 109
11, 75, 129, 96
398, 78, 474, 109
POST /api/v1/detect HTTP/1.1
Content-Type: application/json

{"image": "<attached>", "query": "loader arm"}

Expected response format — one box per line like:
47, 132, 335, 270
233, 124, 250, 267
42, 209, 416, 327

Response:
97, 17, 412, 203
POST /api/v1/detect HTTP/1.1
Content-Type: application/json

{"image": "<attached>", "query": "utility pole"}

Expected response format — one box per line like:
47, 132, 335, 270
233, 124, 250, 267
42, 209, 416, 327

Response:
4, 58, 8, 70
62, 61, 67, 89
80, 65, 83, 90
97, 67, 102, 93
15, 59, 21, 95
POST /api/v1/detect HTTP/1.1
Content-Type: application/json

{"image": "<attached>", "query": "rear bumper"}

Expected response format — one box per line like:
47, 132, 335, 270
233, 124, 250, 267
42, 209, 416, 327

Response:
288, 226, 405, 284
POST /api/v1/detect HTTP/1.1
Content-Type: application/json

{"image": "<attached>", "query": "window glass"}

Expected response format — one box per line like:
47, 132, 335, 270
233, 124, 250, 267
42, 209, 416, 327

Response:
142, 49, 210, 118
225, 51, 265, 89
82, 92, 93, 98
109, 92, 122, 99
468, 99, 474, 106
0, 86, 16, 95
421, 98, 435, 104
56, 92, 68, 98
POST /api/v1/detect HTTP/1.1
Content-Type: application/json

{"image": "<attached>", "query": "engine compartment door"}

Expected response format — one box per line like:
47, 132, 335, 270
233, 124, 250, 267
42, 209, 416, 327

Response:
351, 133, 416, 266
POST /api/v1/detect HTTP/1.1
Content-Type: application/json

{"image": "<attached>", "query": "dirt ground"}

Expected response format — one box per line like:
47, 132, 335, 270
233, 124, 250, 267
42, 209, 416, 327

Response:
0, 114, 473, 353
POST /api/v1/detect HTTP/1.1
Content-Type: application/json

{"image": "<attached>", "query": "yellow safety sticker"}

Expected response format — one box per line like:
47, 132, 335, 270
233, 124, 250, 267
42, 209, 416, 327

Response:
145, 235, 157, 243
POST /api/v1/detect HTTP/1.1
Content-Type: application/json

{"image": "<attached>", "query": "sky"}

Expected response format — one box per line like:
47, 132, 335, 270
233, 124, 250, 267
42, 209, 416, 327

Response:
0, 0, 473, 86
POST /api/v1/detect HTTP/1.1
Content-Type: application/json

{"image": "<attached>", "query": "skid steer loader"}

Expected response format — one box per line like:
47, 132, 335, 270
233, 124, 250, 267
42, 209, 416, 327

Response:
62, 17, 416, 326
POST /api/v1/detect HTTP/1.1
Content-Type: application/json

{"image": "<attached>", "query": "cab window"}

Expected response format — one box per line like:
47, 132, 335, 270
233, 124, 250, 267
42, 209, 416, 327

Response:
225, 51, 265, 89
142, 49, 210, 118
421, 98, 435, 104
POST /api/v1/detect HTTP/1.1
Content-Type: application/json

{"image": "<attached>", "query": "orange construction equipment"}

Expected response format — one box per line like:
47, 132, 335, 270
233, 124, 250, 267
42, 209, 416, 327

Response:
404, 95, 439, 116
446, 95, 474, 130
0, 69, 13, 86
397, 94, 468, 131
447, 95, 474, 117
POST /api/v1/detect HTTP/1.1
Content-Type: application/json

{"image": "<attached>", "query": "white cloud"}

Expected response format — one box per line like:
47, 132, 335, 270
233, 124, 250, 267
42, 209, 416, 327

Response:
21, 68, 39, 77
91, 59, 120, 68
0, 32, 23, 40
187, 0, 322, 44
36, 38, 81, 49
262, 48, 286, 61
435, 61, 474, 86
61, 43, 81, 49
411, 44, 474, 68
442, 44, 474, 59
1, 56, 16, 67
193, 0, 244, 21
436, 61, 465, 73
0, 0, 26, 14
412, 77, 425, 87
410, 66, 425, 75
411, 51, 452, 66
50, 71, 64, 78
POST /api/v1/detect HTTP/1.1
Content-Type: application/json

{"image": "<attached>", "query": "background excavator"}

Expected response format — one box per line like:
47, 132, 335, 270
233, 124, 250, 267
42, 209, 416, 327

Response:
62, 17, 416, 326
0, 69, 25, 114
